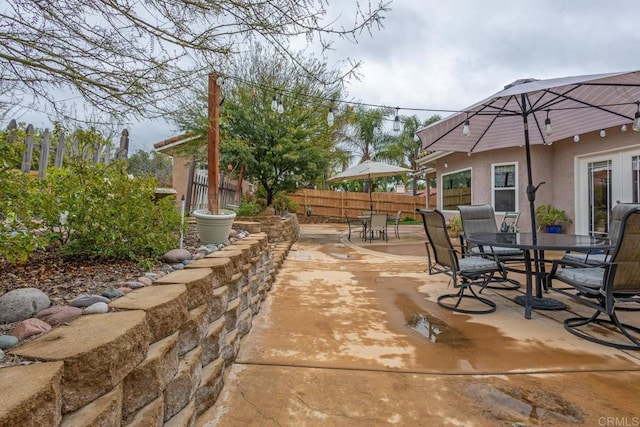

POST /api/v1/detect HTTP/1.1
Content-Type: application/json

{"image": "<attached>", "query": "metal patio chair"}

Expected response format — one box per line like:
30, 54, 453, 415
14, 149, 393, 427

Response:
546, 208, 640, 350
417, 208, 503, 314
391, 210, 402, 238
344, 216, 364, 242
458, 204, 523, 290
368, 213, 389, 242
560, 203, 640, 267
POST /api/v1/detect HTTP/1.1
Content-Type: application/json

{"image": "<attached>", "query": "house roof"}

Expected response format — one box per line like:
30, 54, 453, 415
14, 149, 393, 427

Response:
153, 132, 203, 155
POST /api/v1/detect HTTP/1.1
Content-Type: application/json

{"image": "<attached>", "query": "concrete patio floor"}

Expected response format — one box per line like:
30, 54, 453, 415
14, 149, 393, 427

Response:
198, 223, 640, 426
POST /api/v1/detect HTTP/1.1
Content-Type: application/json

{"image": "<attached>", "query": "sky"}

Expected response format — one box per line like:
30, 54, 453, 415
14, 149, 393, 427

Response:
12, 0, 640, 153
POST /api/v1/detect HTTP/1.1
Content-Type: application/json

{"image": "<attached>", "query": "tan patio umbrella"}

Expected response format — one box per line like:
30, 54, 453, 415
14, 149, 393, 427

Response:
415, 70, 640, 237
328, 160, 412, 212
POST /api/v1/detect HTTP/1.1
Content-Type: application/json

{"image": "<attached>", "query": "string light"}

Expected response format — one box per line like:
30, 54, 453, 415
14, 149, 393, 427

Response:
544, 110, 552, 136
622, 124, 628, 132
600, 129, 606, 137
393, 107, 401, 132
271, 95, 277, 112
462, 113, 470, 136
327, 107, 334, 126
633, 102, 640, 131
277, 94, 284, 114
574, 134, 580, 142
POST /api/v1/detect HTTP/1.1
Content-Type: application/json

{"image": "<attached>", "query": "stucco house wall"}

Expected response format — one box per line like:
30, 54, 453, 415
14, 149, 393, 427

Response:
420, 125, 640, 233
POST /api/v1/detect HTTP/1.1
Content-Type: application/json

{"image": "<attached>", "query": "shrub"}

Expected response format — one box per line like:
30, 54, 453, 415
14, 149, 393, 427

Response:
0, 166, 48, 263
36, 158, 183, 261
236, 200, 263, 216
448, 214, 463, 234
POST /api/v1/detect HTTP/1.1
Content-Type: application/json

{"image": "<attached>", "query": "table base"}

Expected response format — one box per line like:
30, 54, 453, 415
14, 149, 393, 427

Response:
514, 295, 566, 311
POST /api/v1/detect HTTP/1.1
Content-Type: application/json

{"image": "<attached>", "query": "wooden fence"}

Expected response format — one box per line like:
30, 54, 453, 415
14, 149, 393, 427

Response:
5, 119, 129, 178
289, 189, 430, 220
185, 159, 239, 215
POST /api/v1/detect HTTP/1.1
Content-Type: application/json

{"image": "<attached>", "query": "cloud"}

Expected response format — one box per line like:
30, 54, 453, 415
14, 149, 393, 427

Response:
6, 0, 640, 150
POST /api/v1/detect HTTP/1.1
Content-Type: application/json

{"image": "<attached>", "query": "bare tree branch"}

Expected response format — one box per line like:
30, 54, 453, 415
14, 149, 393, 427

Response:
0, 0, 389, 122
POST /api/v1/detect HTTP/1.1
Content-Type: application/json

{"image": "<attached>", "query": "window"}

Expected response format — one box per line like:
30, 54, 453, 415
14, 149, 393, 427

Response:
492, 163, 517, 212
442, 169, 471, 210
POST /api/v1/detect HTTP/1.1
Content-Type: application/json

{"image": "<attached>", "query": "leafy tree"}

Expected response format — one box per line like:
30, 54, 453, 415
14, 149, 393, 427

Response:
1, 1, 389, 121
391, 114, 441, 195
127, 149, 173, 187
172, 44, 344, 206
333, 106, 398, 193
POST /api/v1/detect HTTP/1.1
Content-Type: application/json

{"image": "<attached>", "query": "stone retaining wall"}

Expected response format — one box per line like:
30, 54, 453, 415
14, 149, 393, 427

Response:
236, 213, 300, 243
0, 217, 298, 426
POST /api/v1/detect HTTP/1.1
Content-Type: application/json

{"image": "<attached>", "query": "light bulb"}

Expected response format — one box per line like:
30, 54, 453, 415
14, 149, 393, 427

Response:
622, 124, 628, 132
633, 111, 640, 131
462, 119, 470, 136
413, 134, 419, 142
444, 161, 448, 169
327, 108, 334, 126
600, 129, 606, 137
271, 96, 277, 112
277, 100, 284, 114
574, 134, 580, 143
216, 76, 225, 86
393, 108, 401, 132
544, 117, 552, 136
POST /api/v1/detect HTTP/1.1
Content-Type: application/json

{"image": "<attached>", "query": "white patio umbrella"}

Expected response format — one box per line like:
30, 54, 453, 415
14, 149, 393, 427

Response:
328, 160, 412, 212
415, 70, 640, 236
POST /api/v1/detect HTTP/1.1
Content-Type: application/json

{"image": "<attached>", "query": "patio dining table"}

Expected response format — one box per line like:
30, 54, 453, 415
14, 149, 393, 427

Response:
465, 232, 614, 319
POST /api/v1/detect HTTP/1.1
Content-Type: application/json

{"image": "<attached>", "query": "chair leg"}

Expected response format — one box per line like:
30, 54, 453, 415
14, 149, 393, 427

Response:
563, 310, 640, 350
437, 285, 496, 314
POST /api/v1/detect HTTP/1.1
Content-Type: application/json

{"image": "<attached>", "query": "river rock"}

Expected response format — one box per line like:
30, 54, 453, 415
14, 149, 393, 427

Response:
69, 294, 110, 308
162, 249, 192, 263
102, 288, 125, 299
137, 277, 153, 286
12, 318, 52, 340
0, 288, 51, 323
0, 335, 19, 350
35, 306, 83, 326
84, 302, 109, 314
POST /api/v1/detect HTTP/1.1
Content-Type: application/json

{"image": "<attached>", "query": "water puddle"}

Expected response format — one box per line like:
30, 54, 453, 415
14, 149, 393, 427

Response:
329, 252, 354, 259
407, 313, 444, 343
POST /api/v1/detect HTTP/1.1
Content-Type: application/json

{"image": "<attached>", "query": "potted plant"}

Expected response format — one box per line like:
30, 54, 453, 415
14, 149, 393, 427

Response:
194, 73, 236, 245
535, 204, 572, 233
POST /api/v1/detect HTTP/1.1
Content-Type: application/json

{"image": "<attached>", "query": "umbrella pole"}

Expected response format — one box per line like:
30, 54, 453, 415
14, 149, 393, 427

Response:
518, 100, 564, 315
369, 174, 374, 212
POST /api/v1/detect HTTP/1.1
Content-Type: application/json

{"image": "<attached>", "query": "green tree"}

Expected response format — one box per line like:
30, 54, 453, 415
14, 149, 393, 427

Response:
172, 44, 343, 206
391, 114, 441, 195
1, 1, 389, 121
334, 106, 398, 193
127, 149, 173, 187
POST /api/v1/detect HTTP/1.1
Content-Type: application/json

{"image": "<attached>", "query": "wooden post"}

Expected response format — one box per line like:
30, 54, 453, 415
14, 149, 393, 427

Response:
207, 73, 220, 214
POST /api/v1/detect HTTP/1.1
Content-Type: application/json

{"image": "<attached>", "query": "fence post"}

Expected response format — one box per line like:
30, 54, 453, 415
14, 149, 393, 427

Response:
116, 129, 129, 160
54, 132, 65, 168
21, 124, 35, 173
93, 142, 101, 163
6, 119, 17, 144
38, 129, 51, 178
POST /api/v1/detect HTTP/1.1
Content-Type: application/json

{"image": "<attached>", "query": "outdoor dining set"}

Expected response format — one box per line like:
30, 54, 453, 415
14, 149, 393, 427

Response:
416, 203, 640, 351
345, 210, 402, 243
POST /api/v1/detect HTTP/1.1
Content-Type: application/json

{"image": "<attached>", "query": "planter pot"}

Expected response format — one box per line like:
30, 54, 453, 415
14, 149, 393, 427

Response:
193, 209, 237, 244
545, 225, 562, 234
